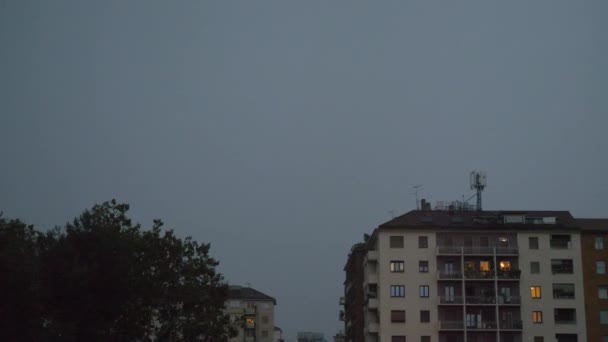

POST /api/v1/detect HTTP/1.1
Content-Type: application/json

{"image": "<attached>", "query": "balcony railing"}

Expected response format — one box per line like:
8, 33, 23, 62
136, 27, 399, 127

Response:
466, 296, 496, 305
497, 269, 521, 280
498, 295, 521, 304
437, 246, 519, 255
439, 295, 463, 304
439, 321, 464, 330
500, 320, 523, 330
466, 321, 497, 330
438, 271, 463, 279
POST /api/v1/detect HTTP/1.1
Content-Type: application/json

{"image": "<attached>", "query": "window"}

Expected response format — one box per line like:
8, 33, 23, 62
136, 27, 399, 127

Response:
480, 236, 489, 247
419, 260, 429, 273
529, 236, 539, 249
533, 311, 543, 323
261, 330, 268, 338
229, 300, 240, 308
554, 308, 576, 324
390, 261, 404, 273
599, 286, 608, 299
499, 260, 511, 271
420, 310, 430, 323
262, 315, 269, 324
421, 337, 430, 342
555, 334, 577, 342
419, 236, 428, 248
390, 236, 404, 248
531, 286, 541, 298
391, 285, 405, 297
391, 337, 406, 342
553, 284, 575, 299
551, 259, 573, 274
391, 310, 405, 323
499, 237, 509, 247
602, 311, 608, 325
598, 261, 606, 274
531, 261, 540, 274
597, 237, 605, 250
534, 337, 544, 342
550, 235, 571, 249
419, 285, 429, 297
480, 261, 490, 272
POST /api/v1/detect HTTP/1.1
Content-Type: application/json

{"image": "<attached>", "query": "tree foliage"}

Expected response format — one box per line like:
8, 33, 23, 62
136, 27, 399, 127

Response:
0, 201, 235, 341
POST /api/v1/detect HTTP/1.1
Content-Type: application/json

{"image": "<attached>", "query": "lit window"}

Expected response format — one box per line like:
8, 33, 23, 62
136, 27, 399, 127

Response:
599, 286, 608, 299
419, 260, 429, 273
531, 286, 541, 298
598, 261, 606, 274
419, 285, 430, 298
531, 261, 540, 274
246, 317, 255, 328
602, 311, 608, 325
480, 261, 490, 272
500, 261, 511, 271
390, 261, 404, 273
391, 285, 405, 297
597, 237, 605, 250
532, 311, 543, 323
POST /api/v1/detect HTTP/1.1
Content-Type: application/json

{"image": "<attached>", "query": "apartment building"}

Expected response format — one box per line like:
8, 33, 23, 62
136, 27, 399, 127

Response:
343, 243, 366, 342
578, 218, 608, 342
226, 285, 277, 342
346, 209, 589, 342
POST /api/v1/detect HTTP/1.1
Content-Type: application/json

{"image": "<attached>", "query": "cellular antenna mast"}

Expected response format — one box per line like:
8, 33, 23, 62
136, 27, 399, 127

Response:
413, 185, 423, 210
470, 171, 487, 211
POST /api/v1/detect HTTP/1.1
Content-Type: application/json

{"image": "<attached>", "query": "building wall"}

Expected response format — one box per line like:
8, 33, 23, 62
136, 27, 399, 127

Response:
582, 231, 608, 342
226, 300, 275, 342
518, 231, 586, 341
376, 229, 438, 342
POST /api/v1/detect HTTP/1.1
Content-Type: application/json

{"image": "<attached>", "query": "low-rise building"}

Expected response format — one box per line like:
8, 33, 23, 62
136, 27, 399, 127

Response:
226, 285, 277, 342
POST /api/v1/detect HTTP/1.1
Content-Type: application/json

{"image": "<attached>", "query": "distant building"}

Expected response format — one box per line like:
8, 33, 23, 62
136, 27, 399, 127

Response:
297, 331, 327, 342
226, 285, 277, 342
345, 208, 595, 342
274, 326, 285, 342
333, 331, 346, 342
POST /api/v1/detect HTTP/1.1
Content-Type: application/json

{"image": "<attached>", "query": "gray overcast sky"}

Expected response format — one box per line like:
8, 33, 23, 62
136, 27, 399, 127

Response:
1, 1, 607, 340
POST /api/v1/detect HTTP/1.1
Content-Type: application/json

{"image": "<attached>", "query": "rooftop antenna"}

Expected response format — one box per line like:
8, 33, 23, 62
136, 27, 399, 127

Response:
413, 185, 423, 210
470, 171, 487, 211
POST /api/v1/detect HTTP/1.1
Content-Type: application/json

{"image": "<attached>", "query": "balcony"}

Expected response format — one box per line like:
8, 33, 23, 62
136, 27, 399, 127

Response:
499, 320, 523, 330
497, 269, 521, 280
367, 321, 379, 333
365, 250, 378, 263
365, 273, 378, 285
466, 321, 497, 330
466, 296, 496, 305
437, 246, 519, 256
366, 298, 378, 309
439, 321, 464, 330
464, 270, 494, 280
438, 270, 463, 280
439, 295, 463, 304
498, 295, 521, 305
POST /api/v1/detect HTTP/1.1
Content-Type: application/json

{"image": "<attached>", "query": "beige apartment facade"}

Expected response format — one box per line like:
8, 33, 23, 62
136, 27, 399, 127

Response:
358, 210, 586, 342
226, 285, 277, 342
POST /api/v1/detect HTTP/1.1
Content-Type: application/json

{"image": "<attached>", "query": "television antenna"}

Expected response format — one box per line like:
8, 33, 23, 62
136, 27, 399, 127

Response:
470, 171, 487, 211
413, 185, 423, 210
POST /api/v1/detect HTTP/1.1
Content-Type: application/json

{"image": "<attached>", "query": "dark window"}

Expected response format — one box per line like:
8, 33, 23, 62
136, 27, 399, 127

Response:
421, 337, 430, 342
419, 285, 429, 297
262, 315, 269, 324
555, 334, 577, 342
390, 261, 404, 273
531, 261, 540, 274
529, 237, 539, 249
534, 338, 544, 342
419, 236, 428, 248
480, 236, 489, 247
420, 310, 430, 323
419, 260, 429, 273
499, 237, 509, 247
553, 284, 575, 299
550, 235, 571, 249
391, 310, 405, 322
392, 336, 406, 342
596, 237, 605, 250
464, 237, 473, 248
554, 308, 576, 324
261, 330, 268, 338
551, 259, 573, 274
391, 285, 405, 297
390, 236, 404, 248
